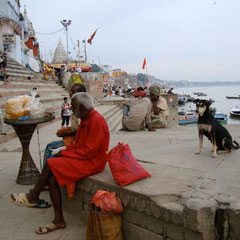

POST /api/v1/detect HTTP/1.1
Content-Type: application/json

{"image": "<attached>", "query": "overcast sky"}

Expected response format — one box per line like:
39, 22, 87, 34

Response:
20, 0, 240, 82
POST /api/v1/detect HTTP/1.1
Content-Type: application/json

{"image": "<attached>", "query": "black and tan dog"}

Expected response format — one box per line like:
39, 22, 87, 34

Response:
194, 99, 239, 158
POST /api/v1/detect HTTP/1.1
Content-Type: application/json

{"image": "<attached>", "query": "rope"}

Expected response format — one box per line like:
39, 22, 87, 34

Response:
36, 27, 64, 35
36, 125, 43, 172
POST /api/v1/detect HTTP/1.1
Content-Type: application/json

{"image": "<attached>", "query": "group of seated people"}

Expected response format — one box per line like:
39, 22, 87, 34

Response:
122, 85, 169, 131
9, 83, 169, 234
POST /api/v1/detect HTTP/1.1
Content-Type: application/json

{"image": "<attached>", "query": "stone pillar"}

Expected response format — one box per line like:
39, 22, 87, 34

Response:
161, 94, 178, 127
80, 72, 103, 102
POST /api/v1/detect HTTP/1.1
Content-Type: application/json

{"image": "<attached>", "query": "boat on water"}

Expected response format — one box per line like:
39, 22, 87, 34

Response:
226, 95, 240, 99
187, 96, 195, 102
179, 110, 198, 125
214, 113, 228, 124
193, 92, 207, 97
179, 114, 198, 125
210, 107, 216, 114
229, 107, 240, 118
178, 95, 188, 105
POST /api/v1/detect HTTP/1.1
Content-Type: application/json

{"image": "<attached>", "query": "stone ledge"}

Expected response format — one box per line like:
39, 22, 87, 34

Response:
61, 167, 207, 240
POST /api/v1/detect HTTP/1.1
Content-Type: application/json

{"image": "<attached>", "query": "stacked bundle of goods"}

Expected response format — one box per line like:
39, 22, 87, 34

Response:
5, 93, 45, 120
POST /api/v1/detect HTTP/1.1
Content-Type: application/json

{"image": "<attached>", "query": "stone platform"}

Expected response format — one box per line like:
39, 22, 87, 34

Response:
62, 124, 240, 240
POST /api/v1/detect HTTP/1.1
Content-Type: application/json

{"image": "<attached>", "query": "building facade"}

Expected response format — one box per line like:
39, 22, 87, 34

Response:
0, 0, 40, 71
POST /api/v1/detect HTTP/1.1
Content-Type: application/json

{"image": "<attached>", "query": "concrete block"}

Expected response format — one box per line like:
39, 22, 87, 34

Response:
228, 207, 240, 240
122, 208, 163, 235
165, 222, 184, 240
184, 229, 203, 240
159, 202, 184, 226
183, 198, 216, 240
122, 220, 164, 240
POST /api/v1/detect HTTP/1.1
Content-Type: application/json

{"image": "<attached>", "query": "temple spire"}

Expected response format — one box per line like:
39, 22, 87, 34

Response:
52, 39, 68, 63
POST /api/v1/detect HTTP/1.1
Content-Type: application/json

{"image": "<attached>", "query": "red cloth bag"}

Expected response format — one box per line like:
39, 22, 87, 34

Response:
91, 190, 123, 213
107, 143, 151, 187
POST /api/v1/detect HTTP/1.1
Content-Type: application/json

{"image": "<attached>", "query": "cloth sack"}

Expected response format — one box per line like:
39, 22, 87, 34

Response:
86, 204, 122, 240
91, 190, 123, 213
107, 142, 151, 187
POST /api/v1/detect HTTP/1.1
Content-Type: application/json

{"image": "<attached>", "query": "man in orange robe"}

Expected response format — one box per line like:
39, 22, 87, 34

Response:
10, 92, 110, 234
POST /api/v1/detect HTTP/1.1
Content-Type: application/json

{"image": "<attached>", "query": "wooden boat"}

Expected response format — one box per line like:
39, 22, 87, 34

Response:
187, 96, 195, 102
229, 107, 240, 118
226, 95, 240, 99
214, 113, 228, 124
193, 92, 207, 97
178, 108, 186, 115
179, 111, 198, 125
178, 95, 188, 105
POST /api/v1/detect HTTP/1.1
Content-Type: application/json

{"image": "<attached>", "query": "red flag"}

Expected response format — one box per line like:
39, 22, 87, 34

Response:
142, 58, 146, 69
87, 28, 99, 44
25, 37, 35, 50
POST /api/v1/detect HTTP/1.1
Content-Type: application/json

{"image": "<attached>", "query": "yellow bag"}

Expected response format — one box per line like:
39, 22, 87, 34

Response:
86, 204, 122, 240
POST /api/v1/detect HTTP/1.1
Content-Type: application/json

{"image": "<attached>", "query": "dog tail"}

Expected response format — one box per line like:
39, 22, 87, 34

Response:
232, 140, 240, 150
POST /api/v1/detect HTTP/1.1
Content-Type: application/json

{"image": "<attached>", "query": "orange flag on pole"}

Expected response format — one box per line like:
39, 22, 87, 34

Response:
87, 28, 99, 44
142, 58, 146, 69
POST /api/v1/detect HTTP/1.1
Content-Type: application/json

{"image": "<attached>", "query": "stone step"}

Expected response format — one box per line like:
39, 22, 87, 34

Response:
111, 113, 123, 132
0, 81, 64, 88
107, 108, 123, 132
104, 105, 121, 121
0, 95, 68, 109
0, 104, 123, 146
4, 78, 57, 84
0, 87, 65, 93
6, 72, 35, 78
0, 90, 67, 101
5, 66, 34, 74
94, 105, 118, 119
6, 62, 29, 69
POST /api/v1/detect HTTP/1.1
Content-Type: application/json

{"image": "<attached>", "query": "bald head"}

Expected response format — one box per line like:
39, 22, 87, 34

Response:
69, 84, 86, 98
71, 92, 93, 120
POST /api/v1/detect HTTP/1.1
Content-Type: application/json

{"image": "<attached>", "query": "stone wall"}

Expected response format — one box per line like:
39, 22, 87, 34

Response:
161, 94, 178, 127
61, 176, 212, 240
80, 72, 103, 102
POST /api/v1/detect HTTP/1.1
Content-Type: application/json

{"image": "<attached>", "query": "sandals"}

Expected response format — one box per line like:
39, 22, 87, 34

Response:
35, 222, 66, 234
10, 193, 51, 208
10, 193, 35, 207
33, 199, 51, 208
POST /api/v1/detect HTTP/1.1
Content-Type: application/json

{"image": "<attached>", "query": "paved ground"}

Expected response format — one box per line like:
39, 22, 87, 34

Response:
108, 124, 240, 206
0, 120, 87, 240
1, 115, 240, 239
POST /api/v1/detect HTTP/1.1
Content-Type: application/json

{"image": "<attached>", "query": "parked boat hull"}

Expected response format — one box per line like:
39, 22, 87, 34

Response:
226, 96, 240, 99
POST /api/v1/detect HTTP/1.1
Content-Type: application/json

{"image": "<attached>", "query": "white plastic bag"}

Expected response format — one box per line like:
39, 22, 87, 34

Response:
25, 97, 45, 120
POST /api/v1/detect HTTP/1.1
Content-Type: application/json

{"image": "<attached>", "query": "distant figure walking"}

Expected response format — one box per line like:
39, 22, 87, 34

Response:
61, 97, 71, 128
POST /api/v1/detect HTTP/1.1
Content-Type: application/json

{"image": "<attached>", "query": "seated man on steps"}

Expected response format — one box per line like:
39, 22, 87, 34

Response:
149, 85, 169, 128
10, 92, 110, 234
122, 87, 155, 131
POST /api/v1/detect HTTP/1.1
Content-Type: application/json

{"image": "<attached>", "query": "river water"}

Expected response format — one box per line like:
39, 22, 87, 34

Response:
175, 85, 240, 124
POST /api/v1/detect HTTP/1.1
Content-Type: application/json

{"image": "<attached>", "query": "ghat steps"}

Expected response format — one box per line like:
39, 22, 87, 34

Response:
0, 58, 123, 143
